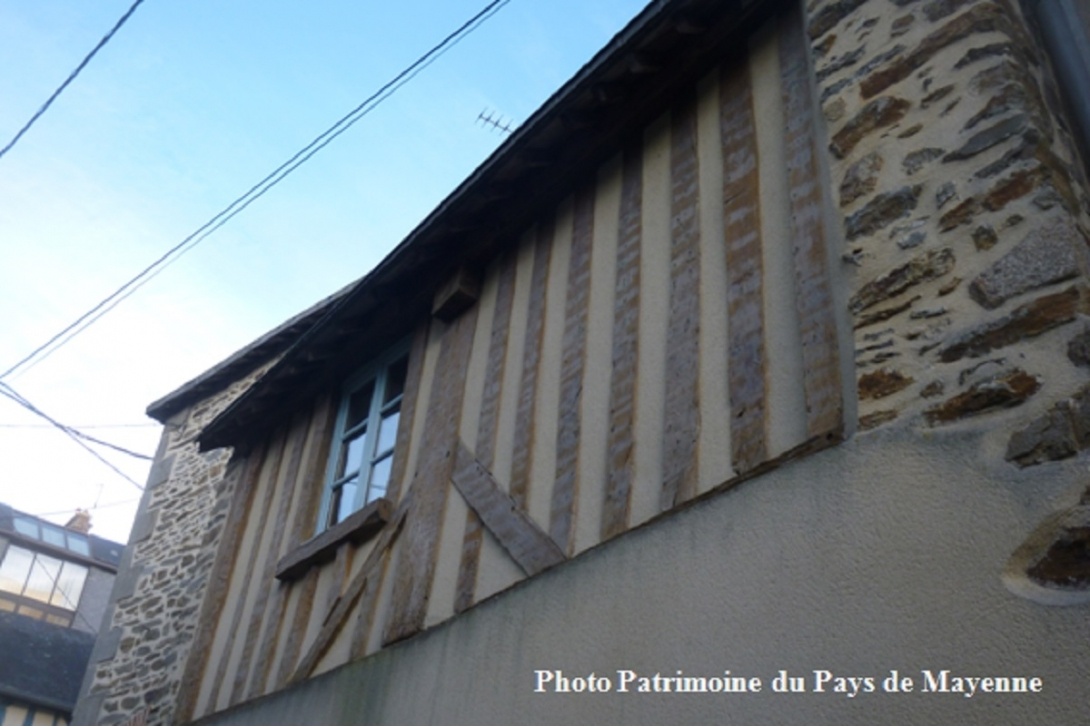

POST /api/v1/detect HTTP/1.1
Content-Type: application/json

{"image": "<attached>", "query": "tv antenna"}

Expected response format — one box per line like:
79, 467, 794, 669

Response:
477, 108, 514, 135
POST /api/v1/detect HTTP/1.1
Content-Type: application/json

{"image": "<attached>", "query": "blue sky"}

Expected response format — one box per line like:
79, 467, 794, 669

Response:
0, 0, 648, 542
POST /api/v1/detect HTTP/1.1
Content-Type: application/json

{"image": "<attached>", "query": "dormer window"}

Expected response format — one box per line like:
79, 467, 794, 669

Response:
319, 342, 410, 531
0, 544, 88, 626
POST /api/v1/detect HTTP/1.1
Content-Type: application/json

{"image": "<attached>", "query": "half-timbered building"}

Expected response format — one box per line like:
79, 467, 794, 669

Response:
78, 0, 1090, 722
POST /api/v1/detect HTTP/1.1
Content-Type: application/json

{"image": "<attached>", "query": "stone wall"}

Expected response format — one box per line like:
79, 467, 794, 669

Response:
74, 363, 274, 726
811, 0, 1090, 442
810, 0, 1090, 604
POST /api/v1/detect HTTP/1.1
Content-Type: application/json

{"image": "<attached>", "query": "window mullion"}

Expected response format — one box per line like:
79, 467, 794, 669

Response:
358, 368, 387, 509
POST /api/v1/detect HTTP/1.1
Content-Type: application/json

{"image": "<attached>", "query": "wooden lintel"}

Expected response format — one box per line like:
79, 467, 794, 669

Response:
274, 498, 392, 582
451, 442, 566, 577
289, 496, 409, 684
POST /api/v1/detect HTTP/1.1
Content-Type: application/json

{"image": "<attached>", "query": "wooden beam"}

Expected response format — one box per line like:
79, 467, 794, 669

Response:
455, 250, 518, 614
660, 94, 702, 511
779, 4, 844, 439
289, 497, 410, 684
452, 442, 566, 577
510, 221, 555, 511
384, 309, 479, 645
602, 146, 643, 540
551, 187, 593, 551
721, 51, 768, 475
274, 498, 391, 582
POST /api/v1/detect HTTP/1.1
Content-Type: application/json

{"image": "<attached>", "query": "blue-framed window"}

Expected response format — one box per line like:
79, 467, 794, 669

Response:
319, 341, 410, 531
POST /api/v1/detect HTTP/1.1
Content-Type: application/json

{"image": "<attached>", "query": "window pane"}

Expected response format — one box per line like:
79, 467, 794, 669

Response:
45, 613, 72, 627
25, 554, 63, 604
338, 430, 367, 479
345, 380, 375, 430
0, 597, 14, 612
17, 604, 44, 620
66, 533, 90, 556
12, 517, 37, 538
367, 455, 392, 503
51, 562, 87, 610
375, 409, 400, 457
0, 546, 33, 594
331, 478, 359, 526
383, 356, 409, 405
41, 525, 66, 549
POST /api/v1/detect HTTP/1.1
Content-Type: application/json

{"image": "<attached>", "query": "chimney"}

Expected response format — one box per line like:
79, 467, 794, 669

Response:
65, 509, 92, 534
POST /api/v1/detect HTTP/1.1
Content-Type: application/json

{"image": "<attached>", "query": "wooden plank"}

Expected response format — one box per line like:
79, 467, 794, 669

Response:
348, 541, 390, 660
455, 251, 518, 614
272, 395, 337, 691
779, 6, 843, 439
235, 408, 312, 702
722, 52, 769, 475
602, 146, 643, 540
386, 326, 429, 503
452, 442, 566, 576
660, 95, 702, 511
274, 498, 391, 582
290, 498, 410, 683
551, 188, 594, 552
384, 309, 479, 645
272, 569, 317, 689
510, 221, 554, 511
174, 442, 266, 723
206, 427, 286, 713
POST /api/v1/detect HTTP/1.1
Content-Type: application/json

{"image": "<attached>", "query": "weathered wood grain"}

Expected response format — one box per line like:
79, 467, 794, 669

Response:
271, 395, 337, 690
602, 147, 643, 540
207, 427, 286, 712
386, 327, 429, 504
660, 96, 702, 511
452, 442, 566, 576
384, 309, 479, 645
721, 54, 769, 475
779, 6, 843, 439
455, 250, 518, 614
238, 407, 312, 701
291, 498, 409, 683
552, 189, 593, 552
510, 222, 555, 512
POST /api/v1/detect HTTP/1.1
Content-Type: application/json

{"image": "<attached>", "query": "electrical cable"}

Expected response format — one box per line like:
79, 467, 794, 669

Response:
0, 383, 147, 490
0, 0, 510, 382
0, 0, 146, 162
0, 383, 151, 460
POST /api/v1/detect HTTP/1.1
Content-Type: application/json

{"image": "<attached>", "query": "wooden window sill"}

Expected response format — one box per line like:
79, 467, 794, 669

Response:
275, 498, 392, 582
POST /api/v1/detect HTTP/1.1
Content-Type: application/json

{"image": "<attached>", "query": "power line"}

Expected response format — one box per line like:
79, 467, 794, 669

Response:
34, 497, 141, 519
0, 0, 510, 382
0, 0, 146, 162
0, 383, 148, 490
0, 422, 157, 429
0, 384, 152, 460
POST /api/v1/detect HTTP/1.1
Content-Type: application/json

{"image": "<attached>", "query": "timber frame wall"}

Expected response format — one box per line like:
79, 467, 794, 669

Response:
176, 2, 849, 719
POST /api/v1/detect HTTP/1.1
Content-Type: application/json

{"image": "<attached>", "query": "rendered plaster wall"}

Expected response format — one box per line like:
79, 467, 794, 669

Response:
74, 364, 273, 726
201, 424, 1090, 725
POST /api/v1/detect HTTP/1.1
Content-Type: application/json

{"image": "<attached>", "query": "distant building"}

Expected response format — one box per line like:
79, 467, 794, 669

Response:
0, 504, 122, 725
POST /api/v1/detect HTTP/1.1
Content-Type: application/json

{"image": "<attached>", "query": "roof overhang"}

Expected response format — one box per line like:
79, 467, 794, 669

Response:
198, 0, 777, 453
